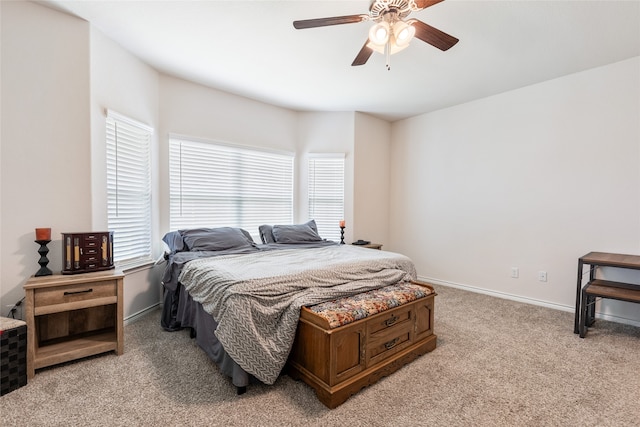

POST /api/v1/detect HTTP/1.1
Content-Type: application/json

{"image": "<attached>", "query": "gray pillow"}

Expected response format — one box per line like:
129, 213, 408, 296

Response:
272, 220, 322, 243
259, 224, 276, 244
162, 231, 186, 253
180, 227, 255, 251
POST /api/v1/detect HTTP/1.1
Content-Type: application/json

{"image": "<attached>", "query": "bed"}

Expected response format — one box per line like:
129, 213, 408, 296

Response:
160, 221, 434, 404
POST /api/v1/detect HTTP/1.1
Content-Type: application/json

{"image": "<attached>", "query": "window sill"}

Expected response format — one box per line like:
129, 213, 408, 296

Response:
117, 260, 155, 275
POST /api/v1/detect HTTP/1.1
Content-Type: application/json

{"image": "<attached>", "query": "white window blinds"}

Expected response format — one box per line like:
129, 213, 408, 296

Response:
106, 111, 153, 267
308, 154, 345, 242
169, 137, 294, 240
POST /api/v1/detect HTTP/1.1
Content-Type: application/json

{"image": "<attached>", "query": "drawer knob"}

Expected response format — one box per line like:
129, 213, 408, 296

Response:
384, 315, 398, 327
63, 288, 93, 296
384, 338, 399, 350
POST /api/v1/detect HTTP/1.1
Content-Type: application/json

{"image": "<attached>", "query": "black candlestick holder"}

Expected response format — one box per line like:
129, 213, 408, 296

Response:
35, 239, 53, 277
340, 226, 345, 244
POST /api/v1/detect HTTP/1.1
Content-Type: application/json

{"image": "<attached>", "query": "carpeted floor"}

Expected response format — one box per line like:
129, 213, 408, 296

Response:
2, 285, 639, 426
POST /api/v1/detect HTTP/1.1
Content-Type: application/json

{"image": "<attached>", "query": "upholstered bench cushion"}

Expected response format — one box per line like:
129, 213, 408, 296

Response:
307, 282, 434, 329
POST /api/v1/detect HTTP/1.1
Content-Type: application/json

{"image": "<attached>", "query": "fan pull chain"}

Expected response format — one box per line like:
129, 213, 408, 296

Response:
386, 40, 391, 70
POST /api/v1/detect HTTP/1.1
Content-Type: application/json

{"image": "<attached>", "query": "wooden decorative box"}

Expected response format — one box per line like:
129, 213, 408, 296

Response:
61, 232, 114, 274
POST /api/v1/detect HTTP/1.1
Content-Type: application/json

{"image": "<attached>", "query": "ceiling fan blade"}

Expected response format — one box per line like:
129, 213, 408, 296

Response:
409, 19, 459, 51
293, 14, 368, 30
413, 0, 446, 11
352, 41, 374, 66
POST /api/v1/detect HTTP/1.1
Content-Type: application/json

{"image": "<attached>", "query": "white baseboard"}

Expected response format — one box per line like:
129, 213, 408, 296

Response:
420, 275, 640, 328
124, 303, 160, 325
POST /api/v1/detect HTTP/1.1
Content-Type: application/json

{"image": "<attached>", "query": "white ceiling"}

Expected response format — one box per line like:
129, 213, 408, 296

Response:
44, 0, 640, 122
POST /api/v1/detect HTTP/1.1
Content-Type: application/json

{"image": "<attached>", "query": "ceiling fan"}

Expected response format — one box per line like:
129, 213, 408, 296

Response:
293, 0, 458, 70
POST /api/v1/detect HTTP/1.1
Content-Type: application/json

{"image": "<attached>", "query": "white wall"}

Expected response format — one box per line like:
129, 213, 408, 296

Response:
354, 113, 391, 247
158, 75, 300, 239
296, 112, 355, 242
159, 75, 299, 153
390, 57, 640, 325
0, 1, 91, 314
0, 2, 166, 320
89, 27, 163, 319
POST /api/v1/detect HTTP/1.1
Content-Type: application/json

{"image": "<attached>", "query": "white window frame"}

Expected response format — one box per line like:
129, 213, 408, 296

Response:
106, 110, 153, 268
169, 136, 294, 241
308, 153, 345, 242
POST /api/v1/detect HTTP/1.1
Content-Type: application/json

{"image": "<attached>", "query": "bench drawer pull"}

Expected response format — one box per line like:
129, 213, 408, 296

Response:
384, 338, 399, 350
384, 315, 398, 327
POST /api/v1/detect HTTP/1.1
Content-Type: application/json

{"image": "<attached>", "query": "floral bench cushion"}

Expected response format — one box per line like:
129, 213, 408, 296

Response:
307, 282, 434, 329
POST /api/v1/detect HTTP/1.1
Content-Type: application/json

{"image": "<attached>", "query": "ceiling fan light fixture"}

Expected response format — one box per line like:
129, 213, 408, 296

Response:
388, 36, 410, 54
293, 0, 458, 69
367, 41, 386, 55
393, 21, 415, 47
368, 22, 390, 46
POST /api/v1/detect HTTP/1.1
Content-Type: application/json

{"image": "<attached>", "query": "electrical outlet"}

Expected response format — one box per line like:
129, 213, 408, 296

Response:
538, 271, 547, 282
511, 267, 519, 278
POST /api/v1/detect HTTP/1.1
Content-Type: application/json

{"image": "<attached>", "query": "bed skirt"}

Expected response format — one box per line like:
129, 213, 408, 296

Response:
161, 285, 252, 388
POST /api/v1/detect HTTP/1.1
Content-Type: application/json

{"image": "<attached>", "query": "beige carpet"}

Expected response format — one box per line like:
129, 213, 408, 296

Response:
2, 285, 639, 426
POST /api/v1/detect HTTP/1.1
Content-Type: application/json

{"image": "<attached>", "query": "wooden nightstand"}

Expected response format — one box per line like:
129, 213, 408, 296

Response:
363, 243, 382, 250
353, 243, 383, 250
23, 270, 124, 379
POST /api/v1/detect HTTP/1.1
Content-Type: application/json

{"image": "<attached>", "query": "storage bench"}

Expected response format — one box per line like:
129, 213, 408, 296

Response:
286, 280, 437, 408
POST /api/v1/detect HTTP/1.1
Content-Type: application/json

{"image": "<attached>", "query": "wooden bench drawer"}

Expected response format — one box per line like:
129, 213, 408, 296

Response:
367, 319, 414, 366
367, 305, 412, 334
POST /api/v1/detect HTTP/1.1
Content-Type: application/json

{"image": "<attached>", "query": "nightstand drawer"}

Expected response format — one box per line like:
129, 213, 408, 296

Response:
34, 280, 117, 307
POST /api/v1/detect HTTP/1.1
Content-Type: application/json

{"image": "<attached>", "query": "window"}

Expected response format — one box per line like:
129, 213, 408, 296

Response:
106, 111, 153, 267
169, 137, 294, 240
308, 154, 345, 242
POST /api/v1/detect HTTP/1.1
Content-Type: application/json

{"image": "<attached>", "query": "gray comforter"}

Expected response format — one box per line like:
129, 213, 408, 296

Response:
178, 244, 416, 384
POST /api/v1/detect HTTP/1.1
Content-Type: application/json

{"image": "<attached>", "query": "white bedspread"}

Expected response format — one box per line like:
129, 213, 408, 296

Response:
178, 245, 416, 384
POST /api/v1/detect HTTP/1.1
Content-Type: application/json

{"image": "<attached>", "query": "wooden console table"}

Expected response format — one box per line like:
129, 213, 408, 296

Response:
574, 252, 640, 338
